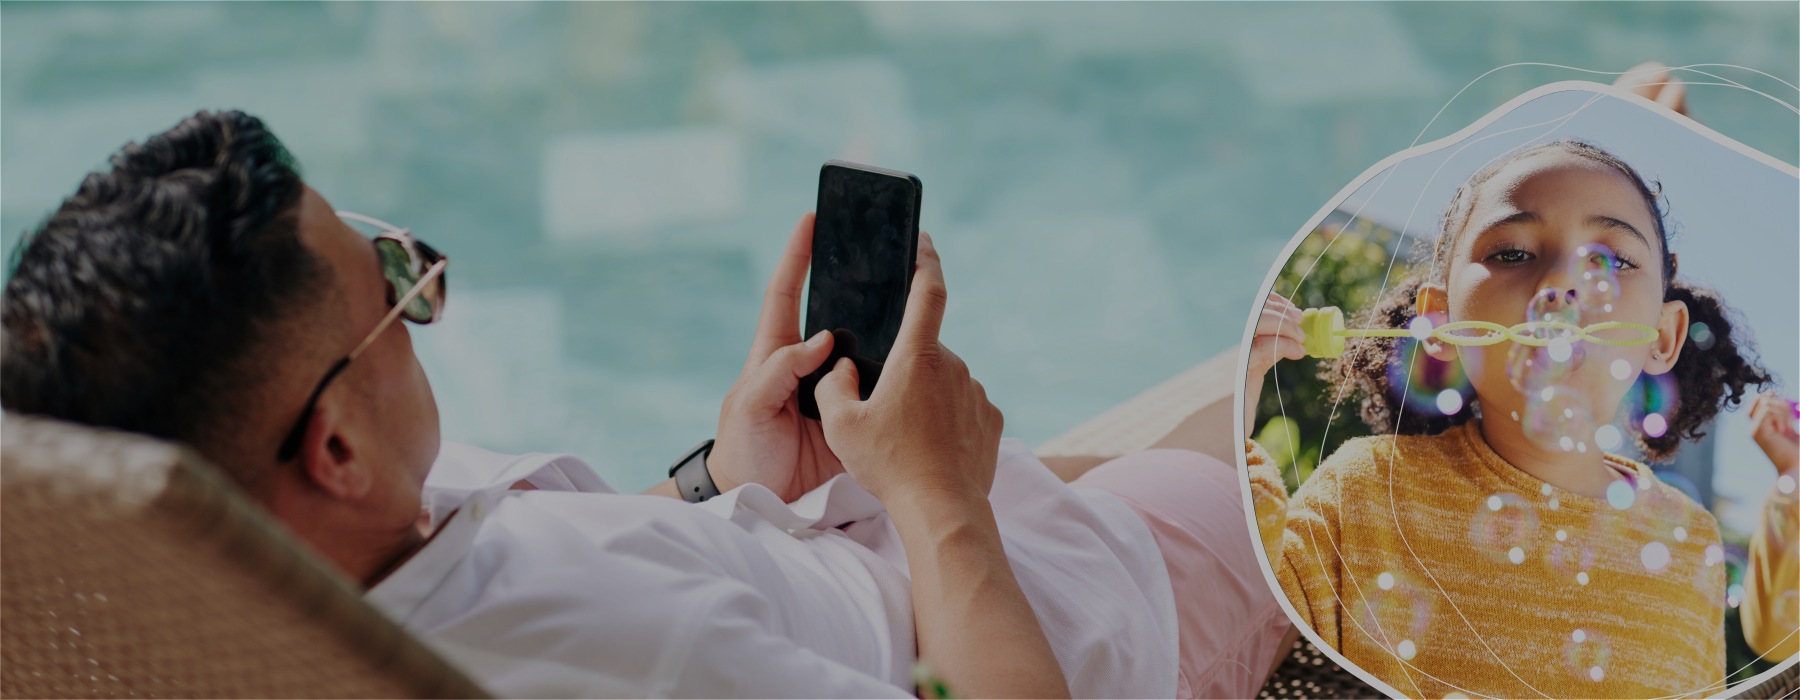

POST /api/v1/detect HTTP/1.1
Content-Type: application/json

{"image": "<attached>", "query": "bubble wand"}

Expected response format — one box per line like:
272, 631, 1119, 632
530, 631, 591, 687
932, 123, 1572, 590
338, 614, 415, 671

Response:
1296, 306, 1660, 359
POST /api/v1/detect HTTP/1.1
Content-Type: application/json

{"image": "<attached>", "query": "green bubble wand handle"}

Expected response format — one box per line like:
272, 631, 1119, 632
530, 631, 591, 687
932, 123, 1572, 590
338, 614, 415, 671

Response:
1297, 306, 1659, 359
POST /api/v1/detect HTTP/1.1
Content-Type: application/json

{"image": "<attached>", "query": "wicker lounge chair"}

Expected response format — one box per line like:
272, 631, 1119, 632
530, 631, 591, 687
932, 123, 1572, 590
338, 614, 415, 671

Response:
0, 413, 488, 698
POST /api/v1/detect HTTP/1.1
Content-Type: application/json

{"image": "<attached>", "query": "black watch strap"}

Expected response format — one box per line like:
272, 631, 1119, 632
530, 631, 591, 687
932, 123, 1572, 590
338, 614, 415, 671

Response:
669, 439, 720, 503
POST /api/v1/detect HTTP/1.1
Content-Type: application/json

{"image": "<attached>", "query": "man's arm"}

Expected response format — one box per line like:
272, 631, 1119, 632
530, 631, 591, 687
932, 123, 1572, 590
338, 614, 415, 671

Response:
885, 488, 1069, 698
642, 478, 681, 499
814, 232, 1069, 699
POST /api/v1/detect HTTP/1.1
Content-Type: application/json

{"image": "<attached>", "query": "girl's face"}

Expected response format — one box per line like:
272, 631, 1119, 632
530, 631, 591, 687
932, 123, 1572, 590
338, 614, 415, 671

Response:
1419, 150, 1689, 431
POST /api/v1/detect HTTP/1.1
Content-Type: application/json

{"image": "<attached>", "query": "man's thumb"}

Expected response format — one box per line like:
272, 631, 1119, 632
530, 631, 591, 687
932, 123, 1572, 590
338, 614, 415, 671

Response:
813, 357, 862, 422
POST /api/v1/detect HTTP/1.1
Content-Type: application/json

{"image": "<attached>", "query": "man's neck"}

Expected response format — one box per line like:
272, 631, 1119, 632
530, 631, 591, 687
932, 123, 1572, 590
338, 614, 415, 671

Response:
359, 520, 433, 589
261, 486, 432, 591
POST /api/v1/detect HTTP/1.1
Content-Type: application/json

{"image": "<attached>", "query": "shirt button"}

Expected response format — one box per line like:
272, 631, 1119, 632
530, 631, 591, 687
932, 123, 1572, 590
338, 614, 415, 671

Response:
470, 501, 486, 520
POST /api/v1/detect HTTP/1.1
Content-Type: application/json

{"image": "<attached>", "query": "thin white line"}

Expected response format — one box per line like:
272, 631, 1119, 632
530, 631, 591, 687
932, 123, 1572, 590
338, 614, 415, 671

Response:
1238, 62, 1800, 700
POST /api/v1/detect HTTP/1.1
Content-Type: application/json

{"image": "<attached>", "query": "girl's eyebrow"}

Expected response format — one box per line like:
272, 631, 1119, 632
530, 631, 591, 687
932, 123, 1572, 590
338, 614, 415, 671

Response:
1588, 214, 1651, 249
1471, 210, 1538, 237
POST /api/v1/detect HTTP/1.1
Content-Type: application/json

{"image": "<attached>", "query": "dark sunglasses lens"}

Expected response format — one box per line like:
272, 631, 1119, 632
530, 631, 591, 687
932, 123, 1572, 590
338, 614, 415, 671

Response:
375, 238, 436, 323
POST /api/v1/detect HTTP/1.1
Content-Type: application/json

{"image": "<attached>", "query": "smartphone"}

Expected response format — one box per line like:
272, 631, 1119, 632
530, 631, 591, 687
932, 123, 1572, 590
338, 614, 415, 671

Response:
797, 161, 923, 420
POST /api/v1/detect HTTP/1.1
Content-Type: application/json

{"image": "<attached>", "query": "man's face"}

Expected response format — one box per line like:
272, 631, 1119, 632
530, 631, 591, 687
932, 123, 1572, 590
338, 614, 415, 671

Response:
292, 185, 441, 511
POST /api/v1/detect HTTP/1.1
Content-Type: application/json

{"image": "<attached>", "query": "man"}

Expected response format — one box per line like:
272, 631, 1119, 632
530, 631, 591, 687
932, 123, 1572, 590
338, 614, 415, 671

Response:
3, 111, 1292, 698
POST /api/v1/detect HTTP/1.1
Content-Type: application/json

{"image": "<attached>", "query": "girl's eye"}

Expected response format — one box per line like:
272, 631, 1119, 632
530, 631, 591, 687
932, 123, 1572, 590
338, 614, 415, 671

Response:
1583, 251, 1640, 272
1488, 249, 1533, 264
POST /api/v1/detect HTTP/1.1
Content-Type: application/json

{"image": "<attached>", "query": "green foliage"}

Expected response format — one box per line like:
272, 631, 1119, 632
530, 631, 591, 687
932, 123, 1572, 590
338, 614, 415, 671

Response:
1254, 213, 1413, 494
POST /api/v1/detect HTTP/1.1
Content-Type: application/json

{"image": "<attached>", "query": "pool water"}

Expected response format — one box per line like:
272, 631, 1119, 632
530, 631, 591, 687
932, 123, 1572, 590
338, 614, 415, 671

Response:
3, 2, 1794, 491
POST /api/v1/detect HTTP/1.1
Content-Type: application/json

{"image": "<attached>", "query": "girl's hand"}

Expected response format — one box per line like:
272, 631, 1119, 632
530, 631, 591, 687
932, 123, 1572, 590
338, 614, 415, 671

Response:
1749, 391, 1799, 475
1244, 292, 1307, 435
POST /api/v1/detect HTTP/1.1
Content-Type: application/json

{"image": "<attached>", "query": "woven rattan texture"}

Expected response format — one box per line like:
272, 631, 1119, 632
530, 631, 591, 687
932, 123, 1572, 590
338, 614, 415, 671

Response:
1258, 638, 1383, 699
1732, 661, 1799, 700
1, 415, 486, 698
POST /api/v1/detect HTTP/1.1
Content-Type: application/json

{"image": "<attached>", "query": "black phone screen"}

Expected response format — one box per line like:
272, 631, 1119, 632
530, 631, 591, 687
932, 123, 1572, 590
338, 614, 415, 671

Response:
798, 161, 921, 420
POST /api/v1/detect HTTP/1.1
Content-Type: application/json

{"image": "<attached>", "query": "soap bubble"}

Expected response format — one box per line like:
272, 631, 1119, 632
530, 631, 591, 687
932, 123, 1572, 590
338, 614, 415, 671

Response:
1388, 337, 1472, 417
1621, 373, 1677, 441
1350, 567, 1434, 645
1508, 288, 1586, 392
1469, 492, 1540, 564
1640, 542, 1672, 572
1523, 385, 1596, 452
1546, 536, 1596, 580
1565, 628, 1612, 682
1594, 424, 1623, 451
1436, 389, 1464, 416
1569, 244, 1622, 315
1407, 315, 1434, 341
1688, 321, 1715, 351
1626, 484, 1697, 544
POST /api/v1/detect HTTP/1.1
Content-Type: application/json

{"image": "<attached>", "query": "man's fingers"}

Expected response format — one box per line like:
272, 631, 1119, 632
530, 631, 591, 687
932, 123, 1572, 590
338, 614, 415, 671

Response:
1655, 76, 1687, 114
812, 357, 863, 425
748, 213, 816, 367
894, 231, 948, 352
1613, 62, 1688, 116
744, 331, 834, 409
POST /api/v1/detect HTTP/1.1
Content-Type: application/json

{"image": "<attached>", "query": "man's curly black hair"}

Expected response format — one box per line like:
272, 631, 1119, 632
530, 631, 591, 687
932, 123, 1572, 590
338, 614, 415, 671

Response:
2, 110, 329, 464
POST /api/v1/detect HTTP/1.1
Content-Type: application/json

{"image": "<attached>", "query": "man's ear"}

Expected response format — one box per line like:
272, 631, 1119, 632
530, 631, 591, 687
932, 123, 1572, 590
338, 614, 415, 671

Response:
1644, 298, 1689, 376
296, 400, 371, 500
1415, 282, 1456, 361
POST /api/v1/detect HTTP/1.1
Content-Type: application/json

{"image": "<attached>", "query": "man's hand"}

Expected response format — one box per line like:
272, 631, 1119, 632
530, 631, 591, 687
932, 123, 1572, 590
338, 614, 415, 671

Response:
1243, 292, 1307, 435
1613, 61, 1689, 116
1749, 391, 1798, 474
812, 231, 1003, 504
810, 231, 1065, 699
707, 213, 847, 502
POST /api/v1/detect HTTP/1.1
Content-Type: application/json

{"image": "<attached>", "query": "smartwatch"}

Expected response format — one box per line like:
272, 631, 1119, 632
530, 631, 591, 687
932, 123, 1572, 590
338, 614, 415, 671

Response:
668, 439, 720, 503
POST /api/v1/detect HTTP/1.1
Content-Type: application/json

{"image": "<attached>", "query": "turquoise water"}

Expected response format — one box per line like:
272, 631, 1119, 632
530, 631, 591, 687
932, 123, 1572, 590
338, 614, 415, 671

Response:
3, 2, 1794, 491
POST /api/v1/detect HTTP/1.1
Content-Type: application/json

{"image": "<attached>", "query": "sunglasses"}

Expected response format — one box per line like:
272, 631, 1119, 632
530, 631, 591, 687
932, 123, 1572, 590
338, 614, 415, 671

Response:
275, 211, 448, 462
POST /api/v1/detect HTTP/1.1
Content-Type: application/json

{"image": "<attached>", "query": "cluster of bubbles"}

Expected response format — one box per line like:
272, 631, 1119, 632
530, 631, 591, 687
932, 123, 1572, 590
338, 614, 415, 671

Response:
1511, 245, 1619, 453
1386, 312, 1474, 418
1495, 244, 1685, 455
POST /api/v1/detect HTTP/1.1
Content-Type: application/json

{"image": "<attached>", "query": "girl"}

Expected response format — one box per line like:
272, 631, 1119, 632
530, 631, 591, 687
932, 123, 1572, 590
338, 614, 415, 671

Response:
1244, 139, 1787, 698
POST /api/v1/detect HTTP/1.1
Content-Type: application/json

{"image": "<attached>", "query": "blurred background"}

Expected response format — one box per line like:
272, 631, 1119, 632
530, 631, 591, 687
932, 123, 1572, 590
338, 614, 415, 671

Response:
3, 2, 1794, 501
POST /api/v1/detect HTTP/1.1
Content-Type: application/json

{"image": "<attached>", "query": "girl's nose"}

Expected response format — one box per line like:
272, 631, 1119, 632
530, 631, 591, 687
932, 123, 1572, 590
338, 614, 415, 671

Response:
1534, 286, 1578, 312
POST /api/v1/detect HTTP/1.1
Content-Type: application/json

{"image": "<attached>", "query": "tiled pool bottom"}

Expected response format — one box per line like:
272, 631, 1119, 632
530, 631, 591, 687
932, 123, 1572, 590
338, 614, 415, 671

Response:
2, 2, 1794, 491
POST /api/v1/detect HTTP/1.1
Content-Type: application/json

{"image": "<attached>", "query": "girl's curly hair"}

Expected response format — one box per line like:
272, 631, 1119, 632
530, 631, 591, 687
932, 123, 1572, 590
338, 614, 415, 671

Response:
1325, 139, 1771, 461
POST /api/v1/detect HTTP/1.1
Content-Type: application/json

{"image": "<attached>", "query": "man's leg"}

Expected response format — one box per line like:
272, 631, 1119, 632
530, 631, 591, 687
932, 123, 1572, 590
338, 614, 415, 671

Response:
1071, 448, 1293, 699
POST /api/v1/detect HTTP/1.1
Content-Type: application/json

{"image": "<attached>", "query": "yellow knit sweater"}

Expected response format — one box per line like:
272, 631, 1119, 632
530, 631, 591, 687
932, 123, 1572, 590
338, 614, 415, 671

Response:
1741, 467, 1798, 662
1247, 421, 1729, 699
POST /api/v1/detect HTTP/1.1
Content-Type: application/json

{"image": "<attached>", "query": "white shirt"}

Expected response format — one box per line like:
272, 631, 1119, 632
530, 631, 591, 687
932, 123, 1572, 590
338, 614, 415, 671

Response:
368, 439, 1176, 698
